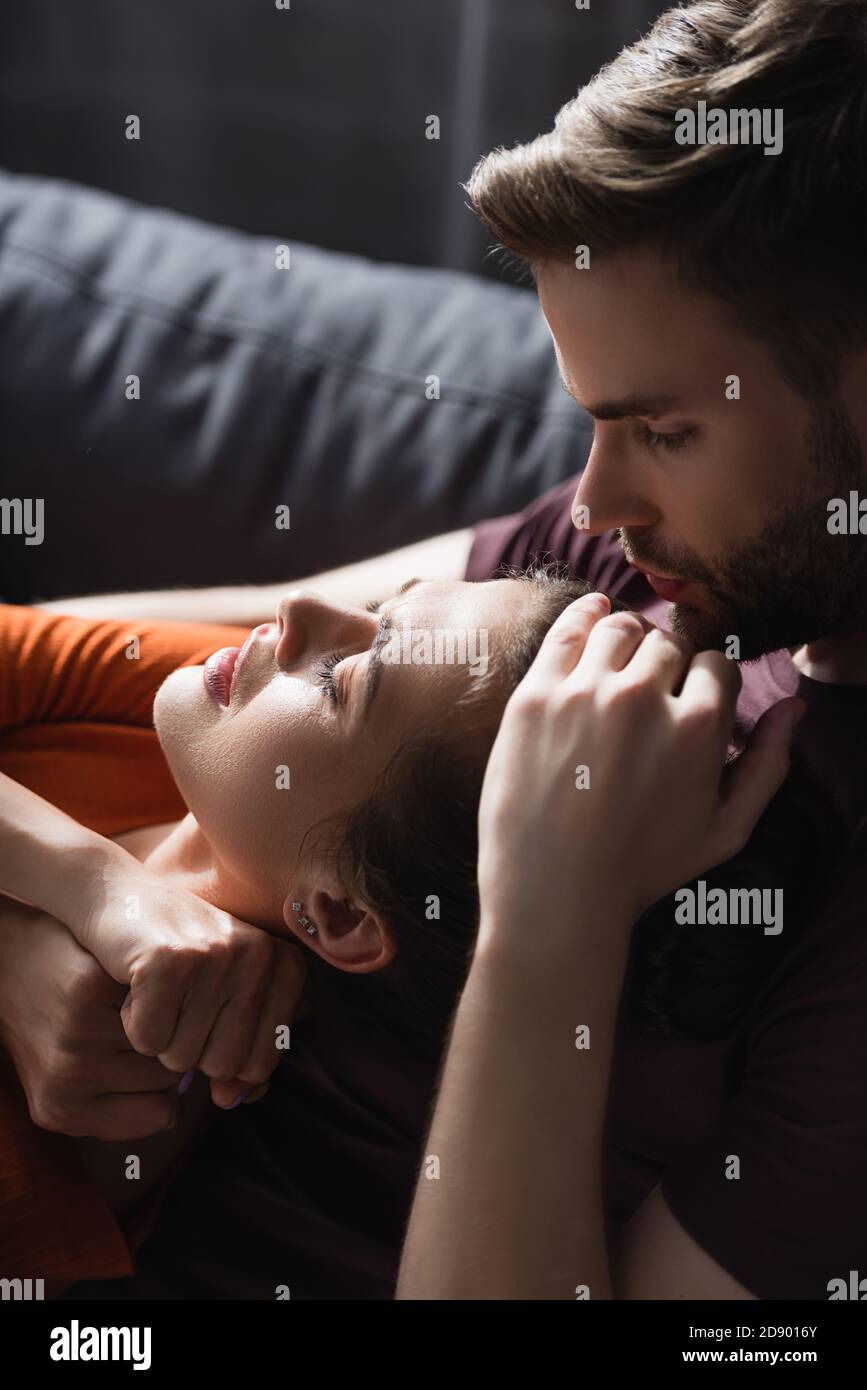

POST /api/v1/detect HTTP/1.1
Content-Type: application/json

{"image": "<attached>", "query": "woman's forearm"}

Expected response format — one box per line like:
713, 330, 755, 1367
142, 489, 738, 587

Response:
0, 770, 128, 935
396, 915, 631, 1301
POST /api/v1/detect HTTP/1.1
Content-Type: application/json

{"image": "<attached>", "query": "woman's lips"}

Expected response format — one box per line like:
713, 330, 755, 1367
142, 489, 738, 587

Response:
203, 647, 241, 706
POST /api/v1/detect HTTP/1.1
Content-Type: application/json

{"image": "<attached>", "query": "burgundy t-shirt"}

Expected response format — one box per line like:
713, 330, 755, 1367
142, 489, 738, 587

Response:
73, 477, 867, 1303
466, 474, 867, 1300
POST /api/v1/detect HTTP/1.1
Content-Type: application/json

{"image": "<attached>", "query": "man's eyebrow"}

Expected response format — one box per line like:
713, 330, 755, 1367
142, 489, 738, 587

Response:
559, 378, 679, 420
362, 576, 423, 718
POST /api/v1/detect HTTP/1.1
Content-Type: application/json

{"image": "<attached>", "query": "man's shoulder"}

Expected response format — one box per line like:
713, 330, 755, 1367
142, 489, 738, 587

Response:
747, 813, 867, 1038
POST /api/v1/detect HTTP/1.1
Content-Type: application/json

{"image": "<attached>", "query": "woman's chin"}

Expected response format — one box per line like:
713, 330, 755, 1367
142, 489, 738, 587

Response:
153, 666, 214, 747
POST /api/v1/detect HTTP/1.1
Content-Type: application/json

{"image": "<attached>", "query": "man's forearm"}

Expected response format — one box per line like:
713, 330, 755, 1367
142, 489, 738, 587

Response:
396, 918, 629, 1301
0, 771, 129, 934
36, 527, 475, 625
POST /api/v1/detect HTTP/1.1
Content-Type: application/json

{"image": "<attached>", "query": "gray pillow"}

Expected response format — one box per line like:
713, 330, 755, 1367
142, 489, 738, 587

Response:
0, 170, 591, 602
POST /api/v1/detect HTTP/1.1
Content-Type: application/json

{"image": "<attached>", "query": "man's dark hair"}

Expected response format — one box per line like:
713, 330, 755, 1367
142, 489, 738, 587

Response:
464, 0, 867, 399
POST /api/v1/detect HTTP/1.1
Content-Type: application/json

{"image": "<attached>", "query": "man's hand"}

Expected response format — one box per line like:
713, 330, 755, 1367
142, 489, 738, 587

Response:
476, 594, 805, 948
0, 902, 187, 1140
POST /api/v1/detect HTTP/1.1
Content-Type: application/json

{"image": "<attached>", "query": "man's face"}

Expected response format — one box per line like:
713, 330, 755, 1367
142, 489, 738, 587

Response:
537, 251, 867, 660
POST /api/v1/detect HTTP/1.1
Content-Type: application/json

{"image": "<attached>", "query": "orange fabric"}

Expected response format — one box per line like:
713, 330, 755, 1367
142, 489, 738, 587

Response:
0, 604, 250, 1293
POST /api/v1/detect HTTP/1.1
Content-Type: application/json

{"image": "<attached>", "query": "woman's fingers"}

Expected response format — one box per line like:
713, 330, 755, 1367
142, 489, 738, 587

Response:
122, 922, 304, 1091
241, 1082, 270, 1105
234, 945, 306, 1087
186, 934, 282, 1079
133, 933, 267, 1074
208, 1077, 270, 1109
194, 983, 268, 1081
121, 966, 187, 1059
202, 945, 305, 1105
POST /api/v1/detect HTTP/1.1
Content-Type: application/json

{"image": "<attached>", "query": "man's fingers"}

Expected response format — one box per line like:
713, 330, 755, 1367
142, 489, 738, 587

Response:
677, 650, 742, 767
521, 592, 612, 685
574, 610, 656, 682
625, 625, 694, 692
717, 697, 805, 857
104, 1051, 185, 1093
89, 1089, 178, 1141
679, 648, 742, 713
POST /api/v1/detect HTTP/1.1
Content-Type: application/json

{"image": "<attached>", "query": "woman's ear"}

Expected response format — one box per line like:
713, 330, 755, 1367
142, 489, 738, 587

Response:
281, 885, 396, 973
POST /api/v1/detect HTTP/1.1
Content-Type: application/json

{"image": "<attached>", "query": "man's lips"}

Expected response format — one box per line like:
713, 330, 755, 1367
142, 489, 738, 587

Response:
632, 567, 691, 602
203, 646, 241, 706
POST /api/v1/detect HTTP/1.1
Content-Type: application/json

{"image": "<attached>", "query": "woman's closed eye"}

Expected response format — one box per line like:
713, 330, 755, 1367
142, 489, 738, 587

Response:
312, 597, 383, 706
313, 650, 345, 705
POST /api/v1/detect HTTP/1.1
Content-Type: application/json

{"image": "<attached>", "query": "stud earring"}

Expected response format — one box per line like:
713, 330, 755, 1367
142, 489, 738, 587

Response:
291, 901, 317, 936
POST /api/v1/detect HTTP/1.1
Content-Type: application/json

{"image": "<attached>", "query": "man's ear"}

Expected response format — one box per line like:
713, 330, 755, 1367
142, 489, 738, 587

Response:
282, 885, 396, 973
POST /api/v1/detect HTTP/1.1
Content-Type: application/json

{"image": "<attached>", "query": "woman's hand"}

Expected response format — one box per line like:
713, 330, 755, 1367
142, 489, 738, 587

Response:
476, 593, 804, 950
78, 862, 307, 1087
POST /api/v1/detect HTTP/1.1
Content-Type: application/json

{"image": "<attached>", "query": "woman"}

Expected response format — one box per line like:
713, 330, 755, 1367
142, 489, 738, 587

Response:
0, 577, 827, 1297
0, 567, 612, 1290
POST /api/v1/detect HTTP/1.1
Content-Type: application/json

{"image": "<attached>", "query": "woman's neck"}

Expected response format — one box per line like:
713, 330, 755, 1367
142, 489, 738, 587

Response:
113, 815, 276, 927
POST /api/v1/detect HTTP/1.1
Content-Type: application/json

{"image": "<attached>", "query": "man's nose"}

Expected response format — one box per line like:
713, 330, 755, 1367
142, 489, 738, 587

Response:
571, 431, 658, 535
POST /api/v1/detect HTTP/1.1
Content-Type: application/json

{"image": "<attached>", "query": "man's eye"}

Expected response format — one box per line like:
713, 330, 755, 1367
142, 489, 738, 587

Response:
313, 651, 344, 705
635, 423, 696, 452
364, 598, 382, 613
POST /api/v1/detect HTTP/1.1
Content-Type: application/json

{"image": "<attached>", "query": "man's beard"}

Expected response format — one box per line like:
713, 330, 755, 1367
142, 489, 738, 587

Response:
621, 399, 867, 662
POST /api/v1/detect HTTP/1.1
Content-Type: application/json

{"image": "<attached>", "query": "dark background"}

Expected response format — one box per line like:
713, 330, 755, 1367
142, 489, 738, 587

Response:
0, 0, 667, 277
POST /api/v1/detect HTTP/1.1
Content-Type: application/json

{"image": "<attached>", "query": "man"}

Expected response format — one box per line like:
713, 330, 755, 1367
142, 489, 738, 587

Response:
12, 0, 867, 1297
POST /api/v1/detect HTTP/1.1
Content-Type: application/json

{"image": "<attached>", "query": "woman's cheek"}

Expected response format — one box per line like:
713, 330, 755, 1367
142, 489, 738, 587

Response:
201, 707, 322, 870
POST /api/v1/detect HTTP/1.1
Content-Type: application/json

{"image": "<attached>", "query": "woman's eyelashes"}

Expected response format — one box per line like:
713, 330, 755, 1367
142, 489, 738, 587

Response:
313, 597, 383, 706
313, 651, 345, 705
635, 422, 696, 451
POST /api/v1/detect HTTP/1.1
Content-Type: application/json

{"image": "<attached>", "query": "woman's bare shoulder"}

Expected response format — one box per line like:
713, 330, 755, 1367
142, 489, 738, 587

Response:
110, 821, 181, 863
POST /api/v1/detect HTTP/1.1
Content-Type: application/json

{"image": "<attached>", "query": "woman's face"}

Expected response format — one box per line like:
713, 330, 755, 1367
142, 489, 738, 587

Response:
154, 577, 527, 928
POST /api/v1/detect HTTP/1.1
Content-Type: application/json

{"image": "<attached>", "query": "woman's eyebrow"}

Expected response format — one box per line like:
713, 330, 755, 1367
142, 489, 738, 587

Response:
396, 575, 423, 596
360, 576, 424, 719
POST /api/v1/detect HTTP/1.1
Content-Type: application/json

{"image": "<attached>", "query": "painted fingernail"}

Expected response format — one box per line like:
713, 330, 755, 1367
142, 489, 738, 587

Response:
178, 1069, 196, 1096
228, 1089, 252, 1110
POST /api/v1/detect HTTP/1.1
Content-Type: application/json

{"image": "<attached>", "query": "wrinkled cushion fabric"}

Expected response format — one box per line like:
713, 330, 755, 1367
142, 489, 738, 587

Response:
0, 169, 590, 603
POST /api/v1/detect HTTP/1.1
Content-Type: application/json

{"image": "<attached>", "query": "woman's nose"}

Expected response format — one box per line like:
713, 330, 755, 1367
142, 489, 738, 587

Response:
274, 590, 378, 668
